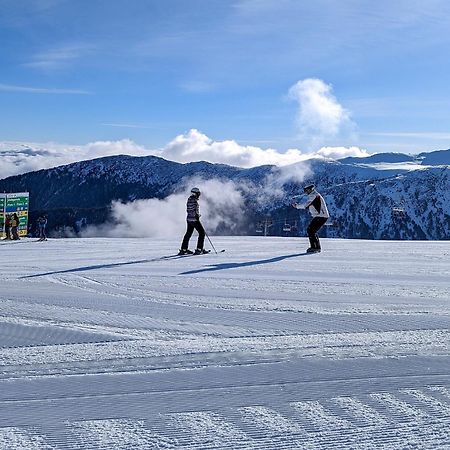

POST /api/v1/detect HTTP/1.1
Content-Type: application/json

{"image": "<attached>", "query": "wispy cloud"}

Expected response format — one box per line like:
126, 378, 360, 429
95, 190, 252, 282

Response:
366, 132, 450, 140
288, 78, 357, 150
101, 123, 156, 130
23, 43, 94, 71
179, 81, 216, 93
0, 0, 67, 27
347, 97, 450, 119
101, 122, 189, 130
232, 0, 450, 42
0, 83, 91, 94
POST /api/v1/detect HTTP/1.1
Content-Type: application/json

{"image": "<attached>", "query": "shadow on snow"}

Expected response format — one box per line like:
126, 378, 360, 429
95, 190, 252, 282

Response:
179, 252, 309, 275
20, 259, 156, 279
20, 252, 311, 279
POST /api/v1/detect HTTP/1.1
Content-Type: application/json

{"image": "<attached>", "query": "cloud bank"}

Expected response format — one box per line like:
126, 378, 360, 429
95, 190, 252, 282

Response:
80, 164, 317, 239
0, 129, 369, 180
157, 129, 310, 167
0, 140, 150, 179
82, 178, 247, 238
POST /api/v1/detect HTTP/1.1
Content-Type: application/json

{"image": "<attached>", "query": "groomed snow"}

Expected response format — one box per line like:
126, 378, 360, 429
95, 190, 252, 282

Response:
1, 236, 449, 449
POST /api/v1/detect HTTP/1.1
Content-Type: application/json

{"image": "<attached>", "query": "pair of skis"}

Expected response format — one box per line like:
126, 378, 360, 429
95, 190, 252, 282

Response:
166, 230, 224, 258
162, 248, 225, 260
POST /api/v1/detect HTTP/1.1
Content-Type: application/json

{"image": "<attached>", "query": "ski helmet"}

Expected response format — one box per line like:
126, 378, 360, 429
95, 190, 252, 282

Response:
303, 184, 315, 194
191, 187, 201, 195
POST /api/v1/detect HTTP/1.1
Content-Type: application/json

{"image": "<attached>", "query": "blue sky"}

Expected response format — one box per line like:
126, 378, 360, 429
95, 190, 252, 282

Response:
1, 0, 450, 166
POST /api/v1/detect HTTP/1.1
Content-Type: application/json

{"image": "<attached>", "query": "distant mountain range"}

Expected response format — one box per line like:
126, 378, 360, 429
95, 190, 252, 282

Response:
0, 148, 449, 240
338, 148, 450, 166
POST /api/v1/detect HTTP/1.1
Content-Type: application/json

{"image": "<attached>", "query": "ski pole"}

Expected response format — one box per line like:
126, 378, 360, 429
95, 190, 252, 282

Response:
205, 230, 218, 254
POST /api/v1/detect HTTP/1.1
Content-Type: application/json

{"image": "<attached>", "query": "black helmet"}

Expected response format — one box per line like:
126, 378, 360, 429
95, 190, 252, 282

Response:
191, 187, 201, 195
303, 184, 315, 194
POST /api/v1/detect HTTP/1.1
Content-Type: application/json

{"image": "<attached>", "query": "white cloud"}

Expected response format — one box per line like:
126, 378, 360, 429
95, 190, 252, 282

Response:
179, 81, 216, 93
288, 78, 357, 150
82, 178, 247, 238
101, 123, 156, 129
158, 129, 309, 167
158, 129, 370, 167
0, 83, 90, 94
83, 194, 187, 238
23, 43, 94, 71
316, 146, 370, 160
0, 139, 150, 179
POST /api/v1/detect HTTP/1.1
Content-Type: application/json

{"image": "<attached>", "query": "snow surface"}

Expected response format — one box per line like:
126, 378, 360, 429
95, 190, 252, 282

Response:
1, 236, 450, 449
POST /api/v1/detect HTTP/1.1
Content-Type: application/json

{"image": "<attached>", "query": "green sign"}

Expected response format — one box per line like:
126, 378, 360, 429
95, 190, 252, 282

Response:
0, 195, 5, 236
1, 192, 29, 238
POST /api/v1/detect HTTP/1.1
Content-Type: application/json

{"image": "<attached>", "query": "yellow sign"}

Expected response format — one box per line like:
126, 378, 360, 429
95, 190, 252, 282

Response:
1, 192, 29, 238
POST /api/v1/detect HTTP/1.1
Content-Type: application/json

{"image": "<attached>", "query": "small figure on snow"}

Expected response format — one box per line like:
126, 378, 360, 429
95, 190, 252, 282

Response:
292, 184, 329, 253
3, 214, 11, 240
37, 215, 48, 241
179, 187, 210, 255
10, 213, 20, 240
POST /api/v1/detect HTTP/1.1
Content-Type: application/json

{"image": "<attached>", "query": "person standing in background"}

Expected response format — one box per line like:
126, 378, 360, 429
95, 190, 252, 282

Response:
10, 213, 20, 240
37, 215, 48, 241
3, 214, 11, 240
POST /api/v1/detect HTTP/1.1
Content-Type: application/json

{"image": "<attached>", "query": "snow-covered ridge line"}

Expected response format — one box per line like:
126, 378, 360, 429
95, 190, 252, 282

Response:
0, 151, 448, 240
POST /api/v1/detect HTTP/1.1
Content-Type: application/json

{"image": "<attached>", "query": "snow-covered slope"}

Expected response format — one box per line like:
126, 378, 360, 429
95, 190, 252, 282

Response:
321, 167, 450, 239
1, 236, 450, 448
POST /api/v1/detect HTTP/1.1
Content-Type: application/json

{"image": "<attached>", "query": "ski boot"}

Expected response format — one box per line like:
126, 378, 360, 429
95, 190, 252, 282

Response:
194, 248, 211, 255
178, 249, 193, 255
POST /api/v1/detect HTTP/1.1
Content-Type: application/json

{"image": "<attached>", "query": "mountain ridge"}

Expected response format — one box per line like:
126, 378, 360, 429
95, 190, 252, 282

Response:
339, 148, 450, 165
0, 150, 448, 240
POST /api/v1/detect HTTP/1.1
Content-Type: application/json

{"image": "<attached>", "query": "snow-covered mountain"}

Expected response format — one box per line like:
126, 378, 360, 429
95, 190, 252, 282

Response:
339, 148, 450, 165
0, 150, 448, 240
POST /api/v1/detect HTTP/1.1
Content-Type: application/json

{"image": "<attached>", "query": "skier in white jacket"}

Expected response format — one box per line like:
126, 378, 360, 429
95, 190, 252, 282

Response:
292, 184, 329, 253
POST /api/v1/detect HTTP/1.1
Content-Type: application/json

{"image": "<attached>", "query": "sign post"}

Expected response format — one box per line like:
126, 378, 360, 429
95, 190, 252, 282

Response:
1, 192, 29, 238
0, 194, 5, 237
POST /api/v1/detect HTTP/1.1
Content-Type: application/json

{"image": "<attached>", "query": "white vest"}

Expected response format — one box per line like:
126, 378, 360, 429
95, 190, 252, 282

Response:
297, 190, 329, 218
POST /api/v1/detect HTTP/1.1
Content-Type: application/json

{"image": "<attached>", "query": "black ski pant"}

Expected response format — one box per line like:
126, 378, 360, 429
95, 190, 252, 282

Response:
307, 216, 328, 249
181, 220, 205, 251
11, 226, 20, 240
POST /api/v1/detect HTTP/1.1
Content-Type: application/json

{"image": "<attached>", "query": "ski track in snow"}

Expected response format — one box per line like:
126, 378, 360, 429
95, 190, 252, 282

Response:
1, 236, 449, 449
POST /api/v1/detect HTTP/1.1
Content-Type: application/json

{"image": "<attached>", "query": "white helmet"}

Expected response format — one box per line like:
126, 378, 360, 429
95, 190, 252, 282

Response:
191, 187, 201, 194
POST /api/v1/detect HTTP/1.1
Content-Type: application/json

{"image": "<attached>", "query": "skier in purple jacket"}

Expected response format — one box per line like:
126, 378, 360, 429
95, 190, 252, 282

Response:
292, 184, 329, 253
179, 188, 210, 255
